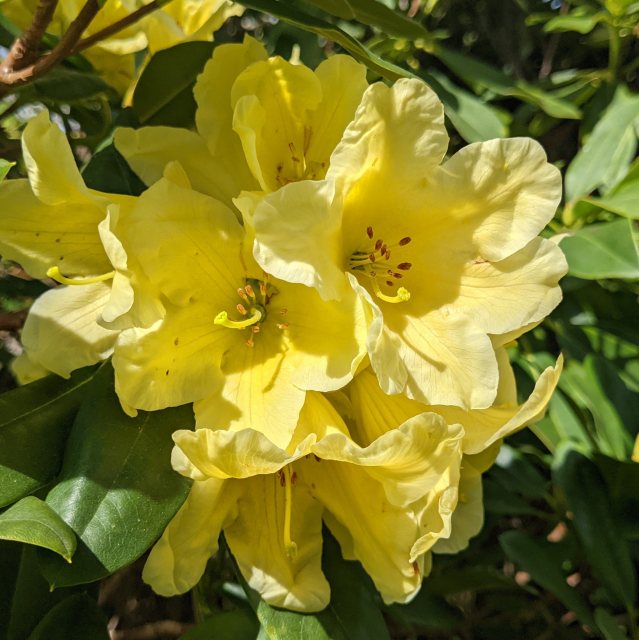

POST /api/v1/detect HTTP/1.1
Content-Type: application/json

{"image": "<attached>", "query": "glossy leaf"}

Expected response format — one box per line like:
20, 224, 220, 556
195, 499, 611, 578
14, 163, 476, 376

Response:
595, 608, 630, 640
552, 445, 637, 609
27, 594, 108, 640
133, 41, 215, 127
560, 219, 639, 281
565, 87, 639, 201
39, 365, 192, 588
499, 530, 596, 628
0, 497, 76, 562
29, 69, 113, 102
0, 366, 100, 508
82, 143, 146, 196
242, 0, 413, 81
423, 69, 507, 142
182, 610, 259, 640
587, 158, 639, 219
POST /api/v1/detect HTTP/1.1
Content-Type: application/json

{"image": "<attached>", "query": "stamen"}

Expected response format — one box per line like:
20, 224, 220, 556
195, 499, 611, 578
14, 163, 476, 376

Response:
397, 262, 412, 270
236, 303, 248, 315
214, 308, 262, 329
374, 239, 383, 251
399, 237, 412, 246
47, 266, 115, 286
237, 288, 249, 302
277, 322, 289, 330
371, 279, 411, 304
244, 284, 255, 300
366, 226, 374, 239
283, 466, 298, 559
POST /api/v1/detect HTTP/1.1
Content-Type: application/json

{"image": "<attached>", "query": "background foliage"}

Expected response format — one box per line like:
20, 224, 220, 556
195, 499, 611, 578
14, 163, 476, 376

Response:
0, 0, 638, 638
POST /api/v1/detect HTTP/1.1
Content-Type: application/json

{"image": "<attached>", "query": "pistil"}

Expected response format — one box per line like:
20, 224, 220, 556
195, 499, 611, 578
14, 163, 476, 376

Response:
214, 308, 262, 329
282, 466, 298, 559
46, 266, 115, 286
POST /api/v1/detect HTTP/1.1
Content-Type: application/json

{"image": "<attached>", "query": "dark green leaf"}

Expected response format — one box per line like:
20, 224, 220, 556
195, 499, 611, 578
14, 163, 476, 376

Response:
0, 497, 76, 562
29, 69, 113, 102
82, 143, 146, 196
0, 159, 13, 181
27, 594, 108, 640
0, 541, 21, 639
544, 9, 605, 34
552, 445, 637, 609
182, 610, 259, 640
242, 0, 413, 81
385, 589, 462, 631
39, 365, 192, 587
560, 219, 639, 281
499, 530, 596, 628
133, 41, 215, 127
594, 608, 630, 640
0, 366, 100, 508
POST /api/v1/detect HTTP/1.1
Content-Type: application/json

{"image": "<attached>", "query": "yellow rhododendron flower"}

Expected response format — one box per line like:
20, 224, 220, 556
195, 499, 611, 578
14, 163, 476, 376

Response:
143, 392, 464, 611
115, 36, 369, 210
248, 78, 568, 410
0, 111, 163, 375
110, 176, 368, 447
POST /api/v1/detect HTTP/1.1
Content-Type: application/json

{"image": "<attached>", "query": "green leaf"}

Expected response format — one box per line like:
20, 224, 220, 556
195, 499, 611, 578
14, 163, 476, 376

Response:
0, 542, 21, 639
182, 610, 259, 640
39, 365, 192, 588
587, 158, 639, 219
133, 41, 216, 127
565, 86, 639, 201
28, 69, 113, 102
304, 0, 428, 39
552, 445, 637, 609
560, 219, 639, 281
0, 158, 13, 181
499, 530, 596, 628
239, 532, 389, 640
27, 594, 108, 640
0, 366, 100, 508
385, 589, 462, 631
432, 45, 581, 119
595, 608, 630, 640
422, 69, 507, 142
544, 9, 606, 34
0, 497, 76, 562
241, 0, 413, 81
82, 143, 146, 196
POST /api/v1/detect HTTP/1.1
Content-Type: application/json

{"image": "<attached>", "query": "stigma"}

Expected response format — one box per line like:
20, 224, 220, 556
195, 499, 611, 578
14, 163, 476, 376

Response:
47, 266, 115, 286
348, 227, 413, 304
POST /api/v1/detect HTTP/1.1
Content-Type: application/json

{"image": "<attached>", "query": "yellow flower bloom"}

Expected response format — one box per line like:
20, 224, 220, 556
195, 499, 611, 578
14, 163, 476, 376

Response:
143, 392, 464, 611
248, 78, 567, 409
115, 36, 369, 210
0, 111, 161, 376
110, 177, 368, 447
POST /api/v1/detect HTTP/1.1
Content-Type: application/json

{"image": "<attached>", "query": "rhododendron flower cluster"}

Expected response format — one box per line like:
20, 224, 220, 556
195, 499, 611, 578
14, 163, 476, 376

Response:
0, 37, 567, 612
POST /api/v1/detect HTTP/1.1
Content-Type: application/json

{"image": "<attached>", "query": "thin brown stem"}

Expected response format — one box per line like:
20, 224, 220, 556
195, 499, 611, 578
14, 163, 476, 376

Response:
0, 0, 100, 95
0, 0, 59, 75
72, 0, 169, 53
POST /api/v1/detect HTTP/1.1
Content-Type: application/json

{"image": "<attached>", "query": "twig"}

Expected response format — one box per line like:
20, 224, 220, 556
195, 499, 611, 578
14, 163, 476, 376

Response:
0, 310, 28, 331
0, 0, 59, 75
0, 0, 101, 95
539, 1, 568, 80
72, 0, 170, 53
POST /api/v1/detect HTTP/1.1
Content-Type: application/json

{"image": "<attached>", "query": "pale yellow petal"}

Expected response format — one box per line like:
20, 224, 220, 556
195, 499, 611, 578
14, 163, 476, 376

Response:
10, 351, 50, 385
231, 57, 322, 191
328, 78, 447, 193
143, 478, 240, 596
226, 474, 329, 612
21, 284, 117, 377
426, 137, 561, 261
299, 455, 422, 604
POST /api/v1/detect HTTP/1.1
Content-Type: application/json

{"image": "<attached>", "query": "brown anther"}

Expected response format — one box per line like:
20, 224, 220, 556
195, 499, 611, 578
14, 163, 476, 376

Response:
386, 280, 394, 287
251, 325, 260, 333
313, 454, 321, 462
290, 471, 298, 485
399, 237, 412, 246
245, 284, 255, 299
245, 338, 254, 348
259, 281, 267, 296
366, 226, 374, 239
369, 253, 376, 262
384, 250, 391, 260
374, 239, 383, 251
280, 308, 288, 315
237, 288, 248, 301
397, 262, 412, 270
277, 469, 286, 486
236, 303, 248, 315
387, 269, 394, 275
380, 244, 388, 255
393, 272, 402, 279
277, 322, 289, 330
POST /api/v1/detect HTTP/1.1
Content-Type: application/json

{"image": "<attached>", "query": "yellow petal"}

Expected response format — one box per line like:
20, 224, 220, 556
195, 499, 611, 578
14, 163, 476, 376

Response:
425, 137, 562, 261
311, 413, 463, 508
21, 283, 117, 377
231, 56, 322, 190
304, 55, 368, 176
114, 125, 246, 209
299, 455, 422, 604
452, 237, 567, 335
143, 478, 240, 596
10, 351, 50, 385
328, 78, 447, 194
112, 304, 231, 412
226, 474, 329, 612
